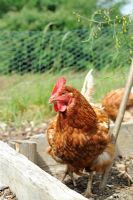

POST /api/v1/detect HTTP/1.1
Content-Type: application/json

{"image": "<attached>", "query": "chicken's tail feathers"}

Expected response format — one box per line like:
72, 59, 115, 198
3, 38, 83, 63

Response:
81, 68, 94, 102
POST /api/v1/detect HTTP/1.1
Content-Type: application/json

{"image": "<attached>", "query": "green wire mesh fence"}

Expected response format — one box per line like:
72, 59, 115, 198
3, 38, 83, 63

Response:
0, 24, 132, 74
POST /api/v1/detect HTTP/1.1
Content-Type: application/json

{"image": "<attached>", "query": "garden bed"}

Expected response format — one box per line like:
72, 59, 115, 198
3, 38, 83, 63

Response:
0, 121, 133, 200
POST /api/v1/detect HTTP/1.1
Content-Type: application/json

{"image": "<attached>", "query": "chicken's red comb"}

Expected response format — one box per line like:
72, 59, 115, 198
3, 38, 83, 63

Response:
51, 77, 66, 96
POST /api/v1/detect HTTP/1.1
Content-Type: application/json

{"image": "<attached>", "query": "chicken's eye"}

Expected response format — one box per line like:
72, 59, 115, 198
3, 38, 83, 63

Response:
69, 92, 73, 96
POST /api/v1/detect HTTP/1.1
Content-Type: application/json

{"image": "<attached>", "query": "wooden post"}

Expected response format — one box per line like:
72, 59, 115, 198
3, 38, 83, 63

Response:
18, 141, 37, 164
8, 140, 37, 164
100, 59, 133, 189
112, 59, 133, 143
8, 141, 16, 150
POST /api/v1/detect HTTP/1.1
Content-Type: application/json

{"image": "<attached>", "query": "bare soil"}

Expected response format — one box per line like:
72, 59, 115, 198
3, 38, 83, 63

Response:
0, 121, 48, 142
64, 158, 133, 199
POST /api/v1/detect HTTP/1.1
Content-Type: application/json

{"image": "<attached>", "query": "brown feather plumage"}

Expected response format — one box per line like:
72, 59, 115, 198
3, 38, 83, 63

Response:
102, 88, 133, 121
47, 85, 115, 177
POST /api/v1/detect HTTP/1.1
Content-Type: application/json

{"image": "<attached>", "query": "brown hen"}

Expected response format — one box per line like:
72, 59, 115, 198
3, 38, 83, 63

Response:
102, 88, 133, 122
47, 77, 115, 197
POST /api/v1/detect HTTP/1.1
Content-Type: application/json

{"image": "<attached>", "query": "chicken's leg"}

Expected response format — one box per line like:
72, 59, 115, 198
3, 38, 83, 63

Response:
99, 165, 112, 190
83, 172, 93, 198
62, 166, 76, 186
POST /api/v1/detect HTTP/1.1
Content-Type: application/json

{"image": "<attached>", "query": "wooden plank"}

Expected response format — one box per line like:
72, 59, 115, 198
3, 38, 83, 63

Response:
8, 141, 16, 150
8, 140, 37, 164
110, 121, 133, 157
0, 141, 87, 200
17, 140, 37, 164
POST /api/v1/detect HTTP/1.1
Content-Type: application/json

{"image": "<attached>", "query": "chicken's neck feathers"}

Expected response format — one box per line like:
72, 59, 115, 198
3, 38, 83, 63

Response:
56, 91, 98, 133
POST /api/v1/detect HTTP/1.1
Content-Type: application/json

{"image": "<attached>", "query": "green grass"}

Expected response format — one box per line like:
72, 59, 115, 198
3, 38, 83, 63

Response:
0, 67, 129, 126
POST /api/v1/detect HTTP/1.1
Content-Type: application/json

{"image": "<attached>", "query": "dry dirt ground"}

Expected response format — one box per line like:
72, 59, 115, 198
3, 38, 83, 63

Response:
0, 121, 48, 142
64, 157, 133, 200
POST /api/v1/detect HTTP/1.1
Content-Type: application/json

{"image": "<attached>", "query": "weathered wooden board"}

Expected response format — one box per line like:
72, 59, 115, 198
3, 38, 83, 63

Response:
110, 121, 133, 157
8, 140, 37, 164
0, 141, 87, 200
30, 121, 133, 176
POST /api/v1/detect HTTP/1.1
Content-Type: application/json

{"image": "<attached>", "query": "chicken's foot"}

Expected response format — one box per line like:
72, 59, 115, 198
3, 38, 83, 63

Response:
83, 172, 93, 198
99, 165, 112, 190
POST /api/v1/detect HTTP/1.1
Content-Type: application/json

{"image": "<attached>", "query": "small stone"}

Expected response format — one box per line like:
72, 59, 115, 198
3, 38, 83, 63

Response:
25, 127, 32, 133
21, 132, 26, 136
112, 193, 119, 198
107, 184, 114, 188
0, 191, 4, 196
0, 185, 9, 191
116, 163, 125, 171
27, 132, 33, 137
40, 123, 48, 130
2, 132, 9, 137
3, 188, 11, 196
30, 121, 35, 128
108, 195, 113, 199
26, 136, 30, 139
108, 194, 119, 200
0, 122, 7, 131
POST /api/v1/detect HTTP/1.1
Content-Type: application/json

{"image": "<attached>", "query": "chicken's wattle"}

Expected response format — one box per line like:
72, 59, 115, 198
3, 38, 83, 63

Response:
54, 102, 67, 112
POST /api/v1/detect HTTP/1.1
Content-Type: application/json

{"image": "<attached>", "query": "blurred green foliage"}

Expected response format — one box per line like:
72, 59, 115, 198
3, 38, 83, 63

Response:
0, 0, 127, 31
0, 0, 98, 31
0, 0, 132, 74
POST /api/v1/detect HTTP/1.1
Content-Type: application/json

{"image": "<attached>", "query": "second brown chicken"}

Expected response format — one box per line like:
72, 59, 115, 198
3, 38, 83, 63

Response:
102, 88, 133, 122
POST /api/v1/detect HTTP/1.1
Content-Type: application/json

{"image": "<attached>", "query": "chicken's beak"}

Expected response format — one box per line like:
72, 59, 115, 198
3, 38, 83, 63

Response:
49, 96, 55, 103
